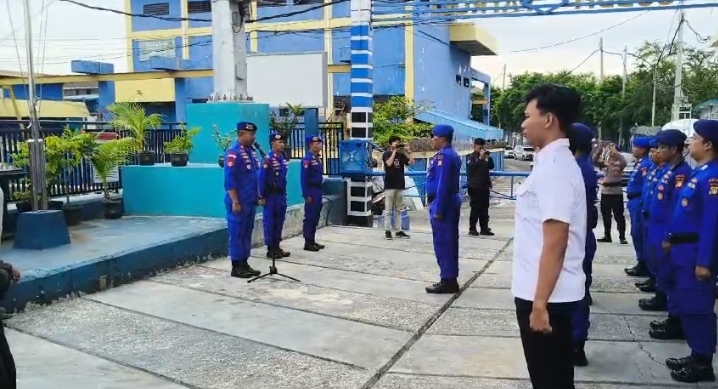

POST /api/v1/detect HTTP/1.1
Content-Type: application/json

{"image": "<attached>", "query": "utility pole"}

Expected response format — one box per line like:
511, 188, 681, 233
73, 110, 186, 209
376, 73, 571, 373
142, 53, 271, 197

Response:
618, 46, 627, 146
22, 0, 47, 211
671, 9, 686, 121
598, 38, 604, 140
210, 0, 249, 101
651, 69, 657, 127
499, 63, 506, 139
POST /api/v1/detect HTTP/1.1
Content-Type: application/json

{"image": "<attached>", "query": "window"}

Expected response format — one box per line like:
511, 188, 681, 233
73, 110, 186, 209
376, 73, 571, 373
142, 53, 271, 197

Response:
138, 39, 176, 61
463, 77, 470, 87
455, 75, 462, 85
188, 0, 211, 13
143, 2, 170, 15
257, 0, 286, 7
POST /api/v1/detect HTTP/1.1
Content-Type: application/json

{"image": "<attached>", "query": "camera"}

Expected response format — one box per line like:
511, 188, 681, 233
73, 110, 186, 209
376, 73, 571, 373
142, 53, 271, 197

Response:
397, 143, 406, 148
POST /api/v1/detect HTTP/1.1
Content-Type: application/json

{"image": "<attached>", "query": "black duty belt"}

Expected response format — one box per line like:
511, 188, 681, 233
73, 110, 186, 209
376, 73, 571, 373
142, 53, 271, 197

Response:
667, 233, 699, 245
626, 192, 641, 200
265, 186, 286, 195
602, 181, 622, 187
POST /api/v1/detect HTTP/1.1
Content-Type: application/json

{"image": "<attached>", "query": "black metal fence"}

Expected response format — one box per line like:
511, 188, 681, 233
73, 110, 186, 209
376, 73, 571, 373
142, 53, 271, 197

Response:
287, 121, 345, 175
0, 120, 183, 201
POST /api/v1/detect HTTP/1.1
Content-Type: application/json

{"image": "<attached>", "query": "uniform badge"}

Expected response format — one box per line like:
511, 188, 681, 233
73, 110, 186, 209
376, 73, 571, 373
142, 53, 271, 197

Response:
303, 161, 310, 168
682, 198, 688, 207
710, 179, 718, 196
263, 163, 269, 168
246, 164, 252, 170
675, 175, 685, 188
657, 193, 663, 200
227, 160, 234, 167
641, 167, 647, 176
658, 185, 664, 191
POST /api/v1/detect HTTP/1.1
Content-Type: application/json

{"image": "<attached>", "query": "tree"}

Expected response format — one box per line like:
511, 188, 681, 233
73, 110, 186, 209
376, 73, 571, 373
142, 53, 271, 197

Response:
372, 96, 433, 146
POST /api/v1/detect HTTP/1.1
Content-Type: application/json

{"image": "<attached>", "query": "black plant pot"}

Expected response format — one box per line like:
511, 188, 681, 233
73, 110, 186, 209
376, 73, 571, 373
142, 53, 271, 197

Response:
104, 200, 123, 220
138, 151, 155, 166
48, 200, 64, 211
170, 153, 189, 167
63, 203, 83, 226
218, 155, 225, 167
15, 201, 32, 213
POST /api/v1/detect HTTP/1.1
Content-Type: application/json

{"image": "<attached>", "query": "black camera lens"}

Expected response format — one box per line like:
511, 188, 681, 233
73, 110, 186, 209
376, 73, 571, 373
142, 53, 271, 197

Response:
398, 143, 405, 148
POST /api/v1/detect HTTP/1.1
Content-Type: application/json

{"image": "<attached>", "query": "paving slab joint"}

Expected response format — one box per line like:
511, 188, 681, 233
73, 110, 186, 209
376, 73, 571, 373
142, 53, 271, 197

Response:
359, 238, 514, 389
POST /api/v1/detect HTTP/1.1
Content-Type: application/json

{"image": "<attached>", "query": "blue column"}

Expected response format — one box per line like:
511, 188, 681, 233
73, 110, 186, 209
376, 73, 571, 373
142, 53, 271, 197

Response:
347, 0, 374, 226
174, 78, 190, 123
304, 108, 319, 154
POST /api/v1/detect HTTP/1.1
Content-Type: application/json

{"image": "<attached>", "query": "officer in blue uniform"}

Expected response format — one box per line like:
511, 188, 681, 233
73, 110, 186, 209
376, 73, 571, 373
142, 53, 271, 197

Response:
301, 135, 326, 252
224, 121, 262, 278
259, 132, 291, 260
425, 124, 462, 294
569, 123, 599, 367
640, 130, 693, 343
664, 119, 718, 383
636, 140, 663, 294
625, 136, 654, 278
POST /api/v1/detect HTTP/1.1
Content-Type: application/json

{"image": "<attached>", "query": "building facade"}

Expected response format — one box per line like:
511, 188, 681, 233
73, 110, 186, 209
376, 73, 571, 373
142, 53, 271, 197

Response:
122, 0, 499, 127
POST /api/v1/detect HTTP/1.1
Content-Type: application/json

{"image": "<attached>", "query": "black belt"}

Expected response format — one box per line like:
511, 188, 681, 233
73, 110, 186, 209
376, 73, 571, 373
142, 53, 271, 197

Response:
265, 186, 286, 195
427, 194, 435, 203
667, 233, 699, 245
642, 210, 650, 218
627, 192, 641, 200
602, 182, 622, 187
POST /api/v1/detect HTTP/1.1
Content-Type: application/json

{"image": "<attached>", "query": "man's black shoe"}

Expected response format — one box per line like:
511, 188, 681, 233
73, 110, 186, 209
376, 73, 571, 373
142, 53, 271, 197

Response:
639, 295, 667, 311
638, 282, 656, 293
315, 242, 326, 249
468, 230, 480, 236
231, 262, 260, 278
650, 316, 674, 330
625, 262, 650, 277
671, 362, 716, 383
666, 355, 694, 370
303, 242, 320, 252
395, 231, 410, 239
277, 247, 291, 257
479, 230, 495, 236
597, 237, 612, 243
425, 279, 459, 294
385, 231, 393, 240
649, 323, 685, 340
619, 238, 628, 244
573, 348, 588, 367
266, 247, 283, 259
635, 277, 652, 288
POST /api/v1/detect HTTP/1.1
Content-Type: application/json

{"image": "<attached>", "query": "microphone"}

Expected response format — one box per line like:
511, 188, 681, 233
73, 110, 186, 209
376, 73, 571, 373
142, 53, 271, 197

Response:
253, 142, 267, 158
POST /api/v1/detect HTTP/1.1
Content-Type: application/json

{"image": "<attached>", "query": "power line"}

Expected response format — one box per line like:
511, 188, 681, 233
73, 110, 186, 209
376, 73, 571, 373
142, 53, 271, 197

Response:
568, 49, 598, 74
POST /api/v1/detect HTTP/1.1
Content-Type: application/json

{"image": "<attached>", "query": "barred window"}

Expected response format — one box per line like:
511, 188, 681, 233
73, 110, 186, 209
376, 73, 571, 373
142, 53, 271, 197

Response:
187, 0, 211, 13
143, 2, 170, 15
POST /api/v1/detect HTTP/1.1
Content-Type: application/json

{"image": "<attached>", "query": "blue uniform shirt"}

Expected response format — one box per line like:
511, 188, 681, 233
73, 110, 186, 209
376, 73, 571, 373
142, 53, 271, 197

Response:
258, 150, 288, 198
224, 143, 260, 207
429, 146, 461, 214
641, 164, 663, 215
300, 152, 323, 198
648, 161, 693, 225
668, 160, 718, 268
627, 156, 652, 197
576, 155, 599, 229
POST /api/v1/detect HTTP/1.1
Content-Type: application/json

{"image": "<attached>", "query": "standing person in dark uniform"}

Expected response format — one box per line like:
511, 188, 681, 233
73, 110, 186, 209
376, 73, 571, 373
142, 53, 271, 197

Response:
224, 122, 262, 278
569, 123, 599, 367
665, 119, 718, 383
382, 136, 414, 240
425, 124, 462, 294
593, 143, 628, 244
635, 142, 663, 294
259, 132, 291, 260
0, 261, 19, 389
301, 135, 326, 252
624, 137, 654, 277
466, 138, 495, 236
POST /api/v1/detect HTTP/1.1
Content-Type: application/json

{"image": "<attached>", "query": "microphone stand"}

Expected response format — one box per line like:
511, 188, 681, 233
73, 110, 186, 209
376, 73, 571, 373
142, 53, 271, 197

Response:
248, 142, 300, 284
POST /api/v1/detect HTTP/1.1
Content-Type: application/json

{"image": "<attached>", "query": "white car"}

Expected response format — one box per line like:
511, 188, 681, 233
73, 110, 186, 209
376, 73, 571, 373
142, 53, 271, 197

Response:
514, 145, 536, 161
503, 147, 514, 159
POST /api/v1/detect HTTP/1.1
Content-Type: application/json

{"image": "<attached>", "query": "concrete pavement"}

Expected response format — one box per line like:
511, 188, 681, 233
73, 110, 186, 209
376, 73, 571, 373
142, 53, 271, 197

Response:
6, 197, 718, 388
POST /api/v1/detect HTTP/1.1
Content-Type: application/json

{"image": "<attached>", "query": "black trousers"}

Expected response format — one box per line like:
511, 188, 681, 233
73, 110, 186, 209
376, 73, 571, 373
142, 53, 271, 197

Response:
515, 298, 577, 389
599, 193, 626, 238
468, 187, 490, 232
0, 324, 15, 389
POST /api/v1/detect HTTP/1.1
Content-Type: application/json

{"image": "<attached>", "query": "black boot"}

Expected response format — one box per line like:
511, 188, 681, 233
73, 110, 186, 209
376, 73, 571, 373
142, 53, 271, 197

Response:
468, 229, 480, 236
638, 278, 656, 293
649, 316, 685, 340
425, 279, 459, 294
597, 236, 612, 243
625, 261, 650, 277
315, 242, 326, 249
266, 247, 281, 259
303, 241, 320, 252
639, 292, 667, 311
573, 343, 588, 367
671, 358, 716, 383
231, 262, 261, 278
277, 246, 291, 257
666, 355, 696, 370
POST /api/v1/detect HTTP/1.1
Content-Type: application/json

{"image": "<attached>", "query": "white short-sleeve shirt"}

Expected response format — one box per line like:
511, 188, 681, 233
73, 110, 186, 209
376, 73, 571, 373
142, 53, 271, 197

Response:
511, 138, 587, 303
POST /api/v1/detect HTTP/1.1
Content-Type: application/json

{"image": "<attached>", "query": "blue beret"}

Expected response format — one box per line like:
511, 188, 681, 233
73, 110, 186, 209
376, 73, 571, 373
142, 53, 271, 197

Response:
432, 124, 454, 137
632, 136, 651, 148
649, 137, 658, 148
237, 122, 257, 132
570, 123, 593, 147
270, 132, 285, 142
693, 119, 718, 144
306, 135, 322, 144
655, 129, 687, 147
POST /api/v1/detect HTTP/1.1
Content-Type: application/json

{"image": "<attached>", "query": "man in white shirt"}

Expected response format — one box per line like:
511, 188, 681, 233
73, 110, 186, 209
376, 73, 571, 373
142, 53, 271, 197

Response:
512, 84, 587, 389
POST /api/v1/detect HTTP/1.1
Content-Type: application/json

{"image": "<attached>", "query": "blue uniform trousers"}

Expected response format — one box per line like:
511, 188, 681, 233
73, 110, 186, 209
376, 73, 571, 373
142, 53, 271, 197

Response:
648, 224, 677, 314
642, 223, 655, 276
303, 189, 323, 242
429, 196, 461, 280
573, 230, 596, 344
673, 246, 718, 359
263, 194, 287, 247
227, 205, 256, 263
627, 200, 644, 262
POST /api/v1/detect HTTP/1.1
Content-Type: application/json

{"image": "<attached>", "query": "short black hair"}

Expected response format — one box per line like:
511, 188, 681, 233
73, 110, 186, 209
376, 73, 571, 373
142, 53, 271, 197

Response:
474, 138, 486, 146
524, 84, 581, 134
388, 135, 401, 144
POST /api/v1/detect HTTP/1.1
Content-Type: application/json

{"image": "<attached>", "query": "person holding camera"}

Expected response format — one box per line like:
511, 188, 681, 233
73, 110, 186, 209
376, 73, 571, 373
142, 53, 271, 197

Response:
382, 136, 414, 240
466, 138, 495, 236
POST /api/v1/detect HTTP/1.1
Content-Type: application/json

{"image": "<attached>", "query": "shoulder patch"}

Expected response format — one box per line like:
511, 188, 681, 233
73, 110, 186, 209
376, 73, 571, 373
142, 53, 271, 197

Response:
675, 174, 685, 188
303, 160, 310, 168
710, 179, 718, 196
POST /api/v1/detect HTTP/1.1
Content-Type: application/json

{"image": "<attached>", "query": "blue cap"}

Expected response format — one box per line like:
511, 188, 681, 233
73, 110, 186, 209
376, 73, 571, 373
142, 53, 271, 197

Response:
655, 129, 687, 147
570, 123, 594, 148
693, 119, 718, 144
270, 132, 285, 142
305, 135, 322, 144
632, 136, 652, 149
649, 137, 658, 148
432, 124, 454, 137
237, 122, 257, 132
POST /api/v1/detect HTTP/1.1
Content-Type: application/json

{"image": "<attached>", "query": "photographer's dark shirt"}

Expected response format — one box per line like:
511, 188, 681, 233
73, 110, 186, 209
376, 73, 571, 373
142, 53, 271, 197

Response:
382, 150, 409, 190
466, 151, 494, 189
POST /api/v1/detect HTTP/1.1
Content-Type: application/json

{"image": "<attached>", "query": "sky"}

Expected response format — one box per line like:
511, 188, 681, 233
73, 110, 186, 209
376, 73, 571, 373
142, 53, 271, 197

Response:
0, 0, 715, 84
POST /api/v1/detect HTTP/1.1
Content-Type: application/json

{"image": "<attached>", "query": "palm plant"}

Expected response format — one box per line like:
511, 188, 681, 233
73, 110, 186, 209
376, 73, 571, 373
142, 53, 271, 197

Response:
107, 102, 162, 165
87, 137, 134, 201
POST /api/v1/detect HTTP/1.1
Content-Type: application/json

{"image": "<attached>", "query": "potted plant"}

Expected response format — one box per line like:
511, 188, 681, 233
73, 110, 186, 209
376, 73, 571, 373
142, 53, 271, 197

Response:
13, 183, 33, 213
107, 102, 162, 166
87, 137, 134, 219
11, 136, 67, 211
164, 126, 201, 167
269, 103, 303, 159
59, 128, 97, 226
212, 125, 236, 167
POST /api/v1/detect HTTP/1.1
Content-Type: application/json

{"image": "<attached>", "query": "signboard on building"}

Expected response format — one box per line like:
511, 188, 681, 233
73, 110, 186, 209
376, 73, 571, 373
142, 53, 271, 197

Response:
247, 52, 328, 108
448, 0, 675, 14
138, 39, 176, 62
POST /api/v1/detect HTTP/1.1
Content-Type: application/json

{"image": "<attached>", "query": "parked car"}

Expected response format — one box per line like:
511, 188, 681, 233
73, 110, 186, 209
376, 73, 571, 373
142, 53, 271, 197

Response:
504, 147, 514, 159
514, 145, 536, 161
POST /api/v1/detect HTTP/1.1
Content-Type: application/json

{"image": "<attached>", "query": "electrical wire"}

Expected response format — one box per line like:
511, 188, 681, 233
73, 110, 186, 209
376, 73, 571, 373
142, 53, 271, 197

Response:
567, 49, 599, 74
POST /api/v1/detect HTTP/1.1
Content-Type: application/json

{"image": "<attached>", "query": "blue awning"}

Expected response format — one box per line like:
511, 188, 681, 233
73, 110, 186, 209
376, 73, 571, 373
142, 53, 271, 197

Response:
415, 109, 504, 140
